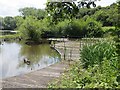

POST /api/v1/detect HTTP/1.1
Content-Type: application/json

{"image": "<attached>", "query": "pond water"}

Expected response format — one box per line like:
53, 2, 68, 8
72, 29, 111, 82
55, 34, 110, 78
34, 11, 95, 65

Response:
0, 41, 61, 79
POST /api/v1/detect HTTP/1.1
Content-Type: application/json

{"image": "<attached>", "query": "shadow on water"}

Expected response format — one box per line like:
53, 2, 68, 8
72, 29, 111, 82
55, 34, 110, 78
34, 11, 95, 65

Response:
0, 41, 61, 79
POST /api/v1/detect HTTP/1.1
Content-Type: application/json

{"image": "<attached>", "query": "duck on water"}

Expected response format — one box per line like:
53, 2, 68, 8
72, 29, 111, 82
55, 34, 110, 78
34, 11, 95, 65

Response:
23, 58, 31, 65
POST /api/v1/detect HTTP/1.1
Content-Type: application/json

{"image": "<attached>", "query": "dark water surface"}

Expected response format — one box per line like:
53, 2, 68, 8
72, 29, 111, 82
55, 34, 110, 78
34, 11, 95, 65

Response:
0, 41, 61, 79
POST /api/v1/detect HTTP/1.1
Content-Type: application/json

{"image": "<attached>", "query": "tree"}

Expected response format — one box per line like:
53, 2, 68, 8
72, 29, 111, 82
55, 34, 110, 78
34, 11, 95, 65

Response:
46, 0, 97, 24
46, 1, 79, 23
18, 16, 42, 41
3, 16, 16, 30
19, 7, 46, 20
14, 16, 24, 30
19, 7, 37, 17
115, 1, 120, 59
0, 17, 4, 29
95, 11, 109, 26
37, 9, 46, 20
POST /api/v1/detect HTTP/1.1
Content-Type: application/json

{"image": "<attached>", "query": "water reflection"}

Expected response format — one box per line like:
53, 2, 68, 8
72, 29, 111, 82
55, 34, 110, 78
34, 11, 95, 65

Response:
0, 41, 60, 79
18, 44, 60, 69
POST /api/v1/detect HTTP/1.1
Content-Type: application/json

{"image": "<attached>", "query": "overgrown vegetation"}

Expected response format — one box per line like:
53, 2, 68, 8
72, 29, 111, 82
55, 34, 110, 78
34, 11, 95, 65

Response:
0, 0, 119, 89
0, 34, 20, 40
48, 18, 103, 38
0, 1, 119, 40
18, 16, 42, 41
81, 40, 117, 68
49, 40, 120, 88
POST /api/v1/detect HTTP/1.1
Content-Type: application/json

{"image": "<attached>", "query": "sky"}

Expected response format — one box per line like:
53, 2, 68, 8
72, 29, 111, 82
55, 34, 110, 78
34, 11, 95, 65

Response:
0, 0, 117, 17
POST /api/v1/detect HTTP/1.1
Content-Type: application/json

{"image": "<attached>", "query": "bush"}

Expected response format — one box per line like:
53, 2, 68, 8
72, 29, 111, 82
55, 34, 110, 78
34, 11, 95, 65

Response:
102, 26, 116, 37
49, 58, 119, 88
55, 19, 70, 37
80, 39, 117, 68
18, 16, 41, 41
49, 39, 119, 88
18, 17, 103, 39
55, 18, 103, 38
44, 18, 103, 38
61, 19, 87, 38
55, 19, 87, 38
18, 16, 51, 41
85, 18, 103, 37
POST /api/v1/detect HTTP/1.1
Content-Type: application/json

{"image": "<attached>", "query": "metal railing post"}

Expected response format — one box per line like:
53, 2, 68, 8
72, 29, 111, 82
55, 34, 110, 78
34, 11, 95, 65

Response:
63, 36, 66, 60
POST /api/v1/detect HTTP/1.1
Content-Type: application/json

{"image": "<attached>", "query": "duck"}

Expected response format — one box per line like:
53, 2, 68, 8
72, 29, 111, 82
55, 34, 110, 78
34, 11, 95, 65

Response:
24, 58, 31, 65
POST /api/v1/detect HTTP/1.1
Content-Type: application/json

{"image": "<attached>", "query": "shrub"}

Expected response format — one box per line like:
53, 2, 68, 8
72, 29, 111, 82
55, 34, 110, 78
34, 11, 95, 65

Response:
25, 17, 103, 38
46, 18, 103, 38
85, 18, 103, 37
80, 39, 117, 68
62, 19, 87, 38
49, 58, 119, 88
18, 16, 50, 41
55, 18, 103, 38
55, 19, 70, 37
85, 58, 119, 88
102, 26, 116, 37
55, 19, 87, 38
49, 39, 119, 88
18, 16, 41, 41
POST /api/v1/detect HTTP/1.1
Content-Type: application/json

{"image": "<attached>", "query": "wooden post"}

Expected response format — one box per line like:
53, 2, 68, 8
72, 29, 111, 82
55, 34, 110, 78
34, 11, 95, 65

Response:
63, 36, 66, 60
70, 49, 72, 60
54, 41, 55, 48
80, 39, 82, 51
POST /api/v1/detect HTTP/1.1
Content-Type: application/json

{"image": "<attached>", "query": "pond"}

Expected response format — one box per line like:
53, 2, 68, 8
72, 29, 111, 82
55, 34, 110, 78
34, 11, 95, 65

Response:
0, 41, 61, 79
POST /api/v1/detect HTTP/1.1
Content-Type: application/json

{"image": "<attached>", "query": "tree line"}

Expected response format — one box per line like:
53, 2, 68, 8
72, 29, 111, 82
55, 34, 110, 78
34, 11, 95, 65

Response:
0, 0, 119, 40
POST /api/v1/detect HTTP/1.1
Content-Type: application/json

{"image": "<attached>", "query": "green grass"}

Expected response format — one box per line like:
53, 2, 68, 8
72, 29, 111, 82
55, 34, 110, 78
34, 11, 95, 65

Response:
48, 39, 119, 88
102, 26, 115, 32
0, 34, 21, 40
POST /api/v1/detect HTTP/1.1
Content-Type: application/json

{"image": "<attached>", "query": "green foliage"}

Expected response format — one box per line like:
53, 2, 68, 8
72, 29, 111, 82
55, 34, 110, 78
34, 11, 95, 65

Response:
49, 40, 119, 88
115, 1, 120, 71
0, 33, 21, 40
85, 18, 103, 37
39, 18, 53, 38
0, 17, 3, 29
81, 39, 117, 68
3, 16, 17, 30
46, 1, 79, 24
78, 7, 99, 18
102, 26, 116, 37
53, 19, 85, 37
92, 3, 118, 26
49, 58, 119, 88
18, 16, 42, 41
77, 3, 118, 27
46, 0, 97, 24
62, 19, 87, 38
49, 18, 103, 38
102, 26, 115, 32
14, 16, 24, 30
52, 19, 69, 37
19, 7, 46, 20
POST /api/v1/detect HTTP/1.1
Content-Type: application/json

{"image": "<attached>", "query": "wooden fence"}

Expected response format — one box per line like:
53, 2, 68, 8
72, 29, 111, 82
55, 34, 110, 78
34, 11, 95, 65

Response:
51, 38, 103, 61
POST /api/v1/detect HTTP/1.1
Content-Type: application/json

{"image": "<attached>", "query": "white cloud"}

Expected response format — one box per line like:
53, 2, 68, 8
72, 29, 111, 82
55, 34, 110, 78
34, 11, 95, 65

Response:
96, 0, 116, 7
0, 0, 117, 17
0, 0, 47, 17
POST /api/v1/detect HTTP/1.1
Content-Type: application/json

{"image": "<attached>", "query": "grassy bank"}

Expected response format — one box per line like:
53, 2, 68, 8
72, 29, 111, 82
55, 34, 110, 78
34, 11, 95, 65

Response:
0, 34, 21, 40
102, 26, 115, 32
48, 39, 120, 88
